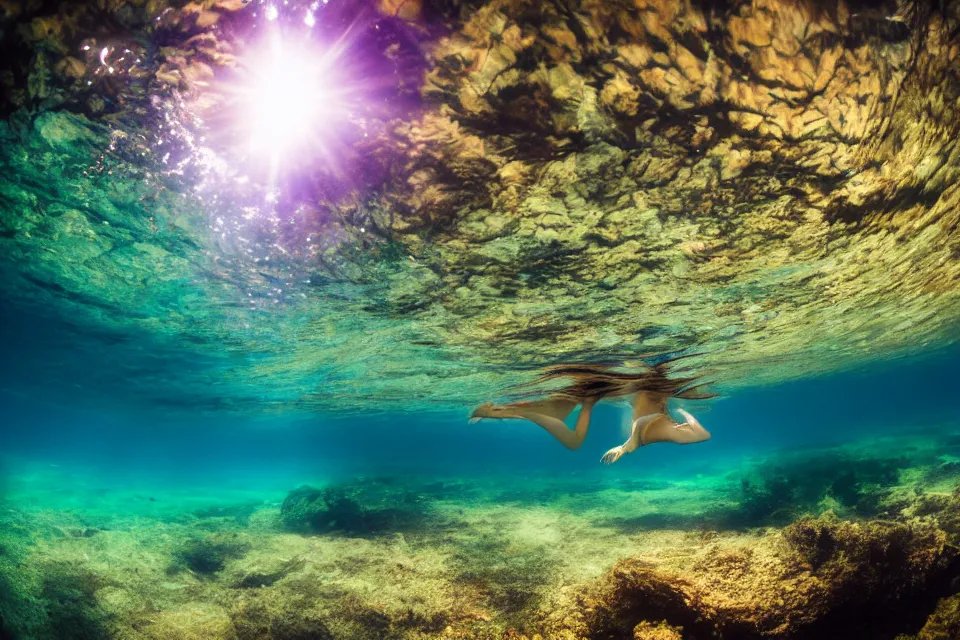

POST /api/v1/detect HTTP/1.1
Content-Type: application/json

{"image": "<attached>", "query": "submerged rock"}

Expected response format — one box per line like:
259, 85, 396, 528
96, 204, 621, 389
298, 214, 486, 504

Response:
728, 451, 909, 527
555, 514, 958, 639
280, 483, 431, 536
230, 556, 306, 589
280, 485, 365, 533
900, 594, 960, 640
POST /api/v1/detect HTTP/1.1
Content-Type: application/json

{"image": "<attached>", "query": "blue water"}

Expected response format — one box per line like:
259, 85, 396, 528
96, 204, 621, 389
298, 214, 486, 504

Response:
1, 319, 959, 640
3, 344, 958, 494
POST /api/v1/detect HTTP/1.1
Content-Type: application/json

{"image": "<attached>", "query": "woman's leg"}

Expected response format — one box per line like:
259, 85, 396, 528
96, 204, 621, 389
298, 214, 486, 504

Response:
640, 409, 711, 445
514, 398, 596, 450
471, 397, 577, 422
512, 397, 579, 421
470, 397, 594, 450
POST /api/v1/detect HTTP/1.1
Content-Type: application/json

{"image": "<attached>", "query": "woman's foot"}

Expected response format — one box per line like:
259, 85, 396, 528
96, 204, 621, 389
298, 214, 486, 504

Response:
600, 445, 627, 464
469, 403, 494, 423
470, 402, 521, 422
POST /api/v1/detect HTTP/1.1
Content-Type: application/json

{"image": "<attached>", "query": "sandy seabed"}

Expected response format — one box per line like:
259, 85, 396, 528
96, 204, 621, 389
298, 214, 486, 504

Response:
2, 430, 960, 640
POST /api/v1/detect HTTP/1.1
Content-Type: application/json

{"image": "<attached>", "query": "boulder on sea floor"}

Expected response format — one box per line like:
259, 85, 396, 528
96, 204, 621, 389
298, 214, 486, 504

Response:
728, 451, 908, 527
557, 514, 957, 639
281, 485, 365, 533
279, 482, 430, 536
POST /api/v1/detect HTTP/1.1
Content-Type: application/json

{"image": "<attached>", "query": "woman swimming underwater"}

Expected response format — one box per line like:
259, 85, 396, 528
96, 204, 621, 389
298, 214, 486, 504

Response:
470, 360, 714, 464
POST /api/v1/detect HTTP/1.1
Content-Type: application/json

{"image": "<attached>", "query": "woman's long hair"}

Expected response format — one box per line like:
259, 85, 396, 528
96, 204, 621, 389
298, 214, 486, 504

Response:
509, 354, 717, 402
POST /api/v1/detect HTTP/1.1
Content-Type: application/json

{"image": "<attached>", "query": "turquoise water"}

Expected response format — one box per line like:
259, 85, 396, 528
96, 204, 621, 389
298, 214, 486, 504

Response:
3, 343, 958, 507
4, 344, 959, 482
2, 341, 959, 640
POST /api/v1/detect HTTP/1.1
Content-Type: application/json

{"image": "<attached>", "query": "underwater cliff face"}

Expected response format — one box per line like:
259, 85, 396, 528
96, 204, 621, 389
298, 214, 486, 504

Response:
1, 0, 959, 413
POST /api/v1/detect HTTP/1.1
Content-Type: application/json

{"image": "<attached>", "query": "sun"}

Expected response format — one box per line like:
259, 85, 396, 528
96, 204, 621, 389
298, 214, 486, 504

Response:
226, 21, 355, 183
244, 34, 341, 158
